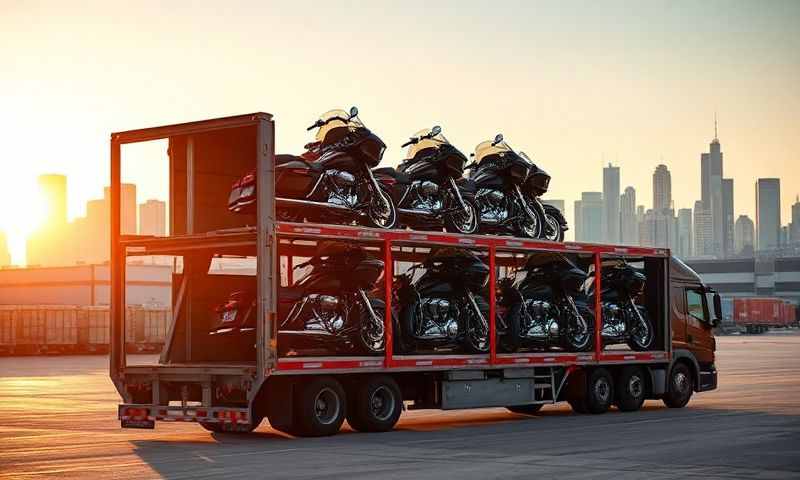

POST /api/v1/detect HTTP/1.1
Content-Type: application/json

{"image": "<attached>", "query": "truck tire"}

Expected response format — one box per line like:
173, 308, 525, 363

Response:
293, 376, 346, 437
585, 368, 614, 414
506, 404, 544, 415
615, 366, 646, 412
346, 375, 402, 433
663, 362, 693, 408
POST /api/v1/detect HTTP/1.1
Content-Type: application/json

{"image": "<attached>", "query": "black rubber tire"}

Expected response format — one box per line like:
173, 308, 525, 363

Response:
355, 298, 388, 355
543, 212, 565, 242
293, 377, 346, 437
566, 369, 588, 413
585, 368, 614, 414
463, 295, 490, 354
364, 186, 398, 230
663, 362, 693, 409
346, 375, 403, 433
564, 305, 594, 352
444, 198, 479, 234
506, 404, 544, 415
626, 306, 655, 351
499, 301, 523, 353
615, 366, 647, 412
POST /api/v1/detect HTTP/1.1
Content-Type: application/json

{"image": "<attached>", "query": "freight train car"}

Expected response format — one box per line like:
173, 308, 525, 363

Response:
0, 305, 168, 355
733, 297, 798, 334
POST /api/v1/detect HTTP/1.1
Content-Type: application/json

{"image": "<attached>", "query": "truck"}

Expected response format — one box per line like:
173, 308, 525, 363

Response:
111, 112, 720, 437
733, 297, 798, 334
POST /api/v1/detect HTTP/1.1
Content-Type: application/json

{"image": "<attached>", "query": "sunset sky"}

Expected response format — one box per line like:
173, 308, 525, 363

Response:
1, 0, 798, 263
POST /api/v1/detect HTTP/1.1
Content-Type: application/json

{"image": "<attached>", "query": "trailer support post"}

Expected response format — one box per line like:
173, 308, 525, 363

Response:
489, 245, 497, 364
384, 239, 393, 368
110, 138, 125, 389
594, 253, 603, 359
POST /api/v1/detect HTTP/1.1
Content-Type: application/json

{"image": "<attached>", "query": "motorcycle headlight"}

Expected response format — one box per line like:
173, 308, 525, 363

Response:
221, 310, 238, 323
241, 185, 255, 198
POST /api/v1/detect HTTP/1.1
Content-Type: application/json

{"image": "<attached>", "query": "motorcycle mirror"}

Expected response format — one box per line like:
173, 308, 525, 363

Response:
430, 125, 442, 137
349, 106, 359, 119
492, 133, 504, 146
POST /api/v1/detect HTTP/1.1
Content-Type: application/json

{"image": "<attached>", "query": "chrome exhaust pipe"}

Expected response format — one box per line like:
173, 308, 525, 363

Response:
277, 197, 351, 211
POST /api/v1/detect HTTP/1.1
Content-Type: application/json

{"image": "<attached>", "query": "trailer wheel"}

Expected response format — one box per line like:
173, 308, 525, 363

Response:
585, 368, 614, 414
663, 362, 693, 408
293, 377, 346, 437
615, 366, 646, 412
346, 375, 402, 433
506, 403, 544, 415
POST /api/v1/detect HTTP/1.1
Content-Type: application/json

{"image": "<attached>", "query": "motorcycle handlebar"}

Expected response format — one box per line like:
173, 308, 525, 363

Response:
401, 138, 417, 148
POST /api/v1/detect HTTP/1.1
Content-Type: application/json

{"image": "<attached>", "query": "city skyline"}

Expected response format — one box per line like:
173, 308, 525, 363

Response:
2, 1, 799, 257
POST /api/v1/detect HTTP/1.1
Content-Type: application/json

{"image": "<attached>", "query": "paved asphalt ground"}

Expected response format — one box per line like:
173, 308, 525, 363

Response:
1, 333, 798, 479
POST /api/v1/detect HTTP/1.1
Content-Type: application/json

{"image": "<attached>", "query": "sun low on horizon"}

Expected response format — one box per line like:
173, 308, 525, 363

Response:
0, 176, 47, 264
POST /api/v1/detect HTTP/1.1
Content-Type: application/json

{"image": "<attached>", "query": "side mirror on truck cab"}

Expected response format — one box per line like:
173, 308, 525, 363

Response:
712, 293, 722, 327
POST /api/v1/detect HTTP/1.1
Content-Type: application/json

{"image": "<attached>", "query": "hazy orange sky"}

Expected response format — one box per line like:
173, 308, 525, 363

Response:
1, 1, 799, 263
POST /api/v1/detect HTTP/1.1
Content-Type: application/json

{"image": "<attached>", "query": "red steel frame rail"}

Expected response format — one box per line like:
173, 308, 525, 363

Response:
273, 221, 670, 373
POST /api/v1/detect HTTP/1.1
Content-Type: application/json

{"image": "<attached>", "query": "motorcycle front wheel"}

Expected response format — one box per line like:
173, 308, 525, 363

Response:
543, 213, 565, 242
463, 295, 490, 354
563, 304, 594, 352
444, 198, 479, 234
364, 186, 398, 229
517, 204, 543, 239
356, 298, 389, 355
627, 306, 655, 351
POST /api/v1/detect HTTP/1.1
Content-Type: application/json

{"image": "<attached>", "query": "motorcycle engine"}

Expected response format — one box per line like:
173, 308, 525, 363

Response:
522, 299, 557, 338
410, 180, 442, 211
421, 298, 459, 338
325, 170, 358, 207
306, 294, 344, 332
477, 188, 508, 222
602, 303, 625, 337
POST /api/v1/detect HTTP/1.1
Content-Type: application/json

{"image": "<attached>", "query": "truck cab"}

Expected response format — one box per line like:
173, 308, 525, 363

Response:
669, 256, 720, 395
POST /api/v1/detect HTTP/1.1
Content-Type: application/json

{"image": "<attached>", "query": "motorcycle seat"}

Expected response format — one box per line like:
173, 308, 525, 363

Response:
279, 285, 306, 303
275, 155, 324, 173
372, 167, 411, 184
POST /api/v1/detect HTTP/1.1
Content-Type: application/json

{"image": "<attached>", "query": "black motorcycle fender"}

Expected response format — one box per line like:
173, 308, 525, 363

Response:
543, 203, 568, 228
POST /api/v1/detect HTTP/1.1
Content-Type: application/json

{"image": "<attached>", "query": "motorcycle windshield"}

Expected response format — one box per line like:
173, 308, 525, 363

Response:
313, 109, 367, 144
406, 128, 451, 160
473, 139, 514, 164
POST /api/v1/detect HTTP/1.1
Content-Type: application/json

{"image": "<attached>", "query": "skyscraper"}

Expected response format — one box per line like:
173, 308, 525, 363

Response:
676, 208, 693, 259
602, 163, 620, 243
104, 184, 137, 235
693, 200, 713, 257
790, 196, 800, 246
139, 199, 167, 236
755, 178, 781, 250
652, 165, 672, 211
734, 215, 755, 256
700, 119, 724, 257
620, 186, 638, 245
722, 178, 734, 257
575, 192, 603, 243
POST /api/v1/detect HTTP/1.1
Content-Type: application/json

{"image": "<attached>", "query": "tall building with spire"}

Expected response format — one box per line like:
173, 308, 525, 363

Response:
602, 163, 620, 243
700, 115, 724, 257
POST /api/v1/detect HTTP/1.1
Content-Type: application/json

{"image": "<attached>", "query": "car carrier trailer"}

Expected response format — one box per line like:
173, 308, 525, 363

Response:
111, 112, 720, 437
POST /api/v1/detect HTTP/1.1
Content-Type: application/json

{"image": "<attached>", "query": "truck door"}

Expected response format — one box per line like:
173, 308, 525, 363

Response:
684, 288, 715, 364
670, 285, 688, 349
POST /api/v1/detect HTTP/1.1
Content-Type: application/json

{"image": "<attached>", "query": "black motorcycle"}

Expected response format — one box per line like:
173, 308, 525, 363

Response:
584, 260, 655, 351
498, 253, 594, 352
228, 107, 398, 229
373, 126, 479, 234
394, 248, 491, 354
209, 242, 387, 356
467, 134, 568, 241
